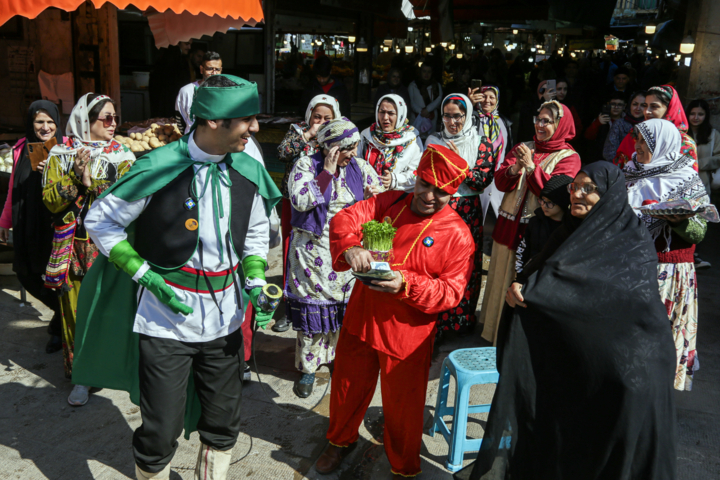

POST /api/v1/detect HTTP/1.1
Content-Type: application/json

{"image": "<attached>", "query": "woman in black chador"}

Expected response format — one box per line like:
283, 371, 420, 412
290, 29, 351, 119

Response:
456, 162, 677, 480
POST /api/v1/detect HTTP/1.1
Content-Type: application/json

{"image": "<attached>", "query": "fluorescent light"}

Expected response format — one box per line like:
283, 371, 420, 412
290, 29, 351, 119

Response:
405, 45, 413, 53
456, 53, 463, 59
645, 24, 656, 35
440, 42, 448, 48
513, 29, 518, 35
348, 36, 356, 43
680, 33, 695, 54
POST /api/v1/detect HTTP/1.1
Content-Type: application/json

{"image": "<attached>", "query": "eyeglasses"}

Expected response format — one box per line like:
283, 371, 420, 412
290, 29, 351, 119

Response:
442, 114, 465, 124
99, 114, 120, 127
567, 183, 599, 195
539, 198, 556, 209
533, 116, 553, 127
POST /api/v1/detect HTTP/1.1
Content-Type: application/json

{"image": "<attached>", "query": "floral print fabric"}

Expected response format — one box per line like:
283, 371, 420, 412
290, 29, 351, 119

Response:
295, 330, 339, 374
658, 261, 698, 391
277, 123, 320, 198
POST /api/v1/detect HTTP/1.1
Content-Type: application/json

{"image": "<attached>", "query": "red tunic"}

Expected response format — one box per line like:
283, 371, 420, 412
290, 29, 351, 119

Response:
329, 190, 475, 360
492, 146, 581, 250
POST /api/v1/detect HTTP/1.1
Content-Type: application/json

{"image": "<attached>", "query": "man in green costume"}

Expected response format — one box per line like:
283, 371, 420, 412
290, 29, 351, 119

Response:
78, 75, 281, 480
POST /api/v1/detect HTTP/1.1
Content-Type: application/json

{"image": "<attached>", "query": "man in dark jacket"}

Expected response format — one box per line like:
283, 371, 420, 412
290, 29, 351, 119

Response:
298, 55, 352, 117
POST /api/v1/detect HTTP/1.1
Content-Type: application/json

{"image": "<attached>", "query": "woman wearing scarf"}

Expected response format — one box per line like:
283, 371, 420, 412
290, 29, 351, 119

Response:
425, 94, 496, 337
612, 85, 697, 168
0, 101, 65, 353
286, 118, 382, 398
479, 101, 581, 345
602, 91, 645, 162
275, 95, 342, 332
42, 93, 135, 406
625, 119, 708, 391
477, 86, 513, 223
456, 163, 677, 480
358, 93, 422, 192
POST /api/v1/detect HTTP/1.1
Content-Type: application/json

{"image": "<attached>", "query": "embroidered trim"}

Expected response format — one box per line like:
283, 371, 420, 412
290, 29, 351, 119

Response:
390, 468, 422, 477
391, 220, 433, 267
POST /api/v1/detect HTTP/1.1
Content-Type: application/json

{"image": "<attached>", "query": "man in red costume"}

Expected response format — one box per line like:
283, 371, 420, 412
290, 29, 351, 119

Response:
314, 144, 476, 478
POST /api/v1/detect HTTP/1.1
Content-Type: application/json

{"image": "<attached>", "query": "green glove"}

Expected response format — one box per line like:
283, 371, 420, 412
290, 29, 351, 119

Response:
248, 287, 274, 330
109, 240, 193, 316
242, 255, 272, 328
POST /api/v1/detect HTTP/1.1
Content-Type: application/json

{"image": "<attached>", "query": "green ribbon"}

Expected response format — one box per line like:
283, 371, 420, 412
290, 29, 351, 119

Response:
191, 160, 233, 264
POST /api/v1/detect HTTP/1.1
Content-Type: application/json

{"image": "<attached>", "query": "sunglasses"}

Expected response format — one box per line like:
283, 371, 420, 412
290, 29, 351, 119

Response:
98, 114, 120, 127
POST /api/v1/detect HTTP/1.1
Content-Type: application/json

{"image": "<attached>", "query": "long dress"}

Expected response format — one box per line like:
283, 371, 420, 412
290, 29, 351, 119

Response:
42, 138, 134, 377
433, 136, 496, 337
457, 162, 677, 480
285, 154, 381, 374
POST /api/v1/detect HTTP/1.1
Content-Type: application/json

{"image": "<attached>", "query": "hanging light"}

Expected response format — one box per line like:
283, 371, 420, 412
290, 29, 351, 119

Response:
356, 38, 368, 53
425, 32, 430, 37
384, 33, 393, 47
674, 54, 681, 62
530, 47, 536, 52
383, 46, 389, 52
418, 61, 423, 67
456, 53, 463, 59
395, 47, 401, 54
449, 43, 456, 50
405, 45, 414, 53
645, 23, 656, 35
679, 32, 695, 54
513, 29, 518, 35
571, 52, 577, 58
557, 48, 563, 55
538, 49, 545, 54
348, 36, 356, 43
425, 46, 431, 53
440, 42, 448, 48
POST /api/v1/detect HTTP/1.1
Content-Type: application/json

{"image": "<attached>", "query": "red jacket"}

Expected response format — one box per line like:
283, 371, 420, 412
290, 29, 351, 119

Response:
330, 191, 475, 359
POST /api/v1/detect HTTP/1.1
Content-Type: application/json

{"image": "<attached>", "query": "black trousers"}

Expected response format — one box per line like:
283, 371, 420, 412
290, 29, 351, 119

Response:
132, 328, 245, 472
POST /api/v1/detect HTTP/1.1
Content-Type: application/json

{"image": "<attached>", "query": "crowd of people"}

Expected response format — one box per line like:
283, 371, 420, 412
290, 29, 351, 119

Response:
0, 46, 716, 479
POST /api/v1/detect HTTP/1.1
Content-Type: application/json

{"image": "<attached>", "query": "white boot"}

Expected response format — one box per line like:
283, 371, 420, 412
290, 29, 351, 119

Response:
194, 443, 232, 480
135, 464, 170, 480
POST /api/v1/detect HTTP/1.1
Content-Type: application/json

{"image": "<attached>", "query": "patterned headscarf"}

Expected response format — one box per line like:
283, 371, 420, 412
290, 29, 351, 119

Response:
317, 118, 360, 150
625, 119, 708, 249
364, 94, 417, 175
647, 85, 689, 133
479, 86, 503, 151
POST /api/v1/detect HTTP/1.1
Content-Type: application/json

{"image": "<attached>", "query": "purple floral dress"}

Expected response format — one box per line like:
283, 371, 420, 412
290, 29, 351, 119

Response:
286, 154, 382, 373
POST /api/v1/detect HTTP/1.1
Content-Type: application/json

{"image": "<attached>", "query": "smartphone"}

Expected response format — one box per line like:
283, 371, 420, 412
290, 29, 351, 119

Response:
545, 79, 556, 99
471, 79, 483, 90
601, 105, 612, 116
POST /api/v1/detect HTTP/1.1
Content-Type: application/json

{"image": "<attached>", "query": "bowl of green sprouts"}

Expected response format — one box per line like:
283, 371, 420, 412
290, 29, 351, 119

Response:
361, 218, 397, 262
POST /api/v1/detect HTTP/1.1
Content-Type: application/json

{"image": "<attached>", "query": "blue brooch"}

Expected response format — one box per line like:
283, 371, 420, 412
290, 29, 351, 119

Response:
184, 197, 197, 210
422, 236, 434, 247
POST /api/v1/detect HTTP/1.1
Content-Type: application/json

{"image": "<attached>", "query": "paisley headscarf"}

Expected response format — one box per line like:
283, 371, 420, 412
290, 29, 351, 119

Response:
479, 86, 503, 155
624, 119, 708, 250
47, 93, 134, 182
362, 94, 417, 175
317, 117, 360, 150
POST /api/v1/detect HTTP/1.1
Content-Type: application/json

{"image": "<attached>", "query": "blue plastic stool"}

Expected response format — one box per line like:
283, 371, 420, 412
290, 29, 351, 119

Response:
430, 347, 499, 472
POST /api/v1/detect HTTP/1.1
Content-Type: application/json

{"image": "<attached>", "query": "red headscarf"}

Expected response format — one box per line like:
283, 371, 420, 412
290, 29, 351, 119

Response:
417, 143, 469, 195
647, 85, 689, 133
533, 101, 577, 153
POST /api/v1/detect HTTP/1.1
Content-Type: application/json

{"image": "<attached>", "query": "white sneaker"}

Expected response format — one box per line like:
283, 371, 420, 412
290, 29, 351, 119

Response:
67, 384, 90, 406
136, 464, 171, 480
194, 444, 232, 480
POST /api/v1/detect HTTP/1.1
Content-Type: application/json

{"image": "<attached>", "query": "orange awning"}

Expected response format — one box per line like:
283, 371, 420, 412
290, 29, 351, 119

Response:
0, 0, 264, 28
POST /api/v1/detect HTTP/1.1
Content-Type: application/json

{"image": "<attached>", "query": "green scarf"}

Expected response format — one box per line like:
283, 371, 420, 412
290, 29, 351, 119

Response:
72, 137, 280, 438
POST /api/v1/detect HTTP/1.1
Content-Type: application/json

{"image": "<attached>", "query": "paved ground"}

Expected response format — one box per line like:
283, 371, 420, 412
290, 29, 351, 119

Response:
0, 224, 719, 479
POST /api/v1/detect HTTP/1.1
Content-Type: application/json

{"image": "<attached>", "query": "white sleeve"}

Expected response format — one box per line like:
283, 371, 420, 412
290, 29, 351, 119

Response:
408, 83, 425, 114
391, 141, 421, 192
85, 193, 151, 257
175, 85, 193, 134
426, 84, 443, 113
243, 192, 270, 288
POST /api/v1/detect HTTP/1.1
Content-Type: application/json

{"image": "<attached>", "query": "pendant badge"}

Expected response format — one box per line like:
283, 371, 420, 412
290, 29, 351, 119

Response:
185, 219, 199, 231
422, 236, 434, 247
184, 197, 196, 210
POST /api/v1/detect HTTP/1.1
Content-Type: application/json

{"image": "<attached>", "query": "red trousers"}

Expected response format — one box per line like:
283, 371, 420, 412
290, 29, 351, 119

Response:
327, 329, 433, 477
242, 302, 253, 362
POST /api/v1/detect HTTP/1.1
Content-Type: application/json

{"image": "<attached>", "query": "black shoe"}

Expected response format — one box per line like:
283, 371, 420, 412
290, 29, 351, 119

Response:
243, 364, 252, 383
46, 335, 62, 354
271, 316, 291, 332
293, 372, 315, 398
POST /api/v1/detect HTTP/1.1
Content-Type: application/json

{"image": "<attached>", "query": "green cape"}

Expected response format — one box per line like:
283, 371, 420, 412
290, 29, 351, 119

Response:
72, 137, 280, 439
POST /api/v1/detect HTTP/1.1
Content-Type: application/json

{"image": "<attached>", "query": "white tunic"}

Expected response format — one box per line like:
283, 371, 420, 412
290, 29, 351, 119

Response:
85, 133, 269, 342
175, 81, 201, 134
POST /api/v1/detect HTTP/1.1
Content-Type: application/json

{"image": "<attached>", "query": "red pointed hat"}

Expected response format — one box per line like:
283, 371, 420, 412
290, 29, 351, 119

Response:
416, 143, 470, 195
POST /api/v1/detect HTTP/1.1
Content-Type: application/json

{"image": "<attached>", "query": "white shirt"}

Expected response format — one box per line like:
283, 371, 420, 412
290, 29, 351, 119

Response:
85, 133, 270, 342
175, 81, 201, 134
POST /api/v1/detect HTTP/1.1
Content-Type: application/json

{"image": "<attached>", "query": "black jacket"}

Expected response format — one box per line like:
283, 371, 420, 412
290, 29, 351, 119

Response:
299, 76, 352, 117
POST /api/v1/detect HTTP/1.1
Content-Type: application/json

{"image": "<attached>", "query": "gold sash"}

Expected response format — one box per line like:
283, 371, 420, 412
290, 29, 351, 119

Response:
498, 143, 575, 222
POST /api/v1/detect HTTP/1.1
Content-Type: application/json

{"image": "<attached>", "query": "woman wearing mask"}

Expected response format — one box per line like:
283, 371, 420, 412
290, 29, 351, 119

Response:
612, 85, 697, 168
603, 91, 645, 162
686, 99, 720, 195
625, 119, 709, 391
479, 101, 581, 345
275, 95, 342, 332
0, 101, 65, 353
42, 93, 135, 406
426, 93, 497, 338
358, 94, 422, 192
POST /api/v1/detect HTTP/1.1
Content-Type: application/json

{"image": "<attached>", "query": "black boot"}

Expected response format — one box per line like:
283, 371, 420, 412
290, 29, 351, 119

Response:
46, 312, 62, 354
293, 372, 315, 398
46, 335, 62, 354
271, 316, 291, 332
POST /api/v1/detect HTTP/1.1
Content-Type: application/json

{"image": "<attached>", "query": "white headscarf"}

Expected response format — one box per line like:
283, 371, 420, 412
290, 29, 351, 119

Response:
625, 118, 708, 248
362, 94, 417, 149
47, 93, 134, 182
435, 93, 480, 165
291, 94, 342, 136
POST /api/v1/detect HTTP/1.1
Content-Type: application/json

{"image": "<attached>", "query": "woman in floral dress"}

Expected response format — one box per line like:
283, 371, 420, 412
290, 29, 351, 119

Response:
425, 93, 497, 338
285, 118, 382, 397
42, 93, 135, 406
